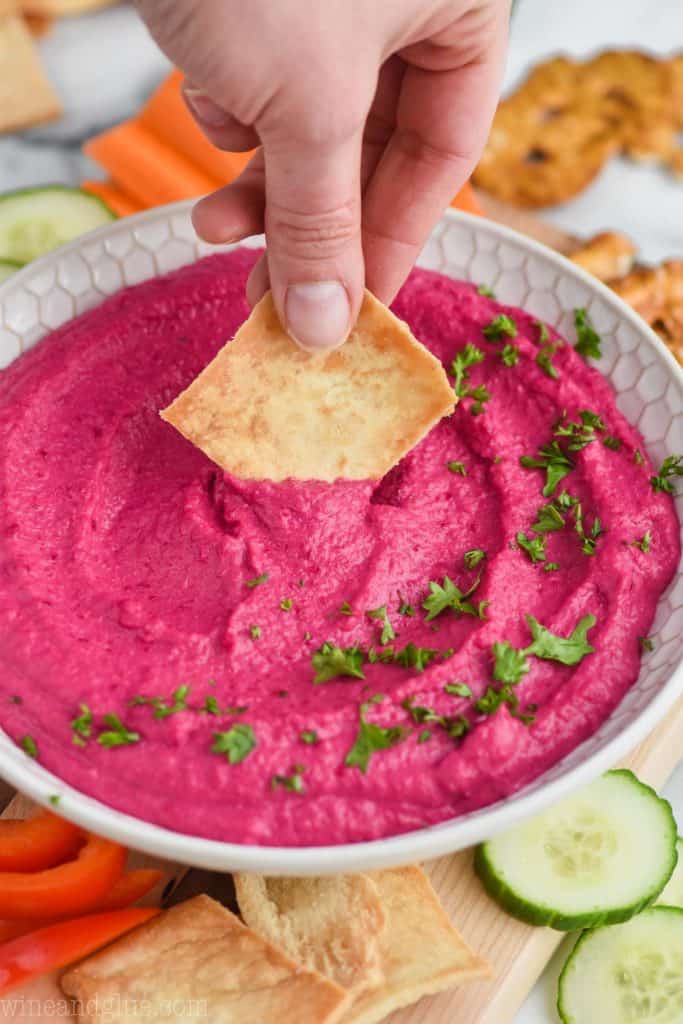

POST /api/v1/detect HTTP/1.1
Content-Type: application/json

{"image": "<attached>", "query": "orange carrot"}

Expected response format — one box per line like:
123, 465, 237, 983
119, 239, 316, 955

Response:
451, 181, 484, 216
85, 122, 221, 207
139, 70, 254, 184
82, 180, 143, 218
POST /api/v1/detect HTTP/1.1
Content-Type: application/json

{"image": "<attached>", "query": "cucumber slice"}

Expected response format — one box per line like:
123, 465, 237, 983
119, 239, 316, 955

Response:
475, 770, 678, 930
0, 258, 22, 283
557, 906, 683, 1024
0, 186, 115, 265
658, 838, 683, 908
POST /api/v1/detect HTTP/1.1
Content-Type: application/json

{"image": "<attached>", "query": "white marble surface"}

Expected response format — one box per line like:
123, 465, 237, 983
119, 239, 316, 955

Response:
0, 3, 681, 1021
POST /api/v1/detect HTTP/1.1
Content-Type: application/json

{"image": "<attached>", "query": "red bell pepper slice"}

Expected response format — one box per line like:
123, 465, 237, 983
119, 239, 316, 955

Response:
0, 813, 83, 872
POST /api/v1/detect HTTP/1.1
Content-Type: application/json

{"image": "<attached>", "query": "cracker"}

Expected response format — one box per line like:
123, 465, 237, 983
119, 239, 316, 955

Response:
610, 260, 683, 364
161, 290, 456, 483
234, 873, 386, 998
60, 894, 350, 1024
474, 50, 683, 207
0, 13, 60, 132
342, 867, 490, 1023
568, 231, 637, 282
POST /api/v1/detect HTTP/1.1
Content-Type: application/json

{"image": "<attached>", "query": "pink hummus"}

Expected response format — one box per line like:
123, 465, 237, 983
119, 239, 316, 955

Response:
0, 249, 679, 846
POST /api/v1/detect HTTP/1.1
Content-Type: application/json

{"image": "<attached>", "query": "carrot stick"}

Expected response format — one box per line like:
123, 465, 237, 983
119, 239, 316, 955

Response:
139, 70, 254, 184
82, 180, 143, 217
85, 122, 221, 207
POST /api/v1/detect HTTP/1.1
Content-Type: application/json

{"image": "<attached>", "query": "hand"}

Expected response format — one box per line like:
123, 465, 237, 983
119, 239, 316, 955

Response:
134, 0, 509, 349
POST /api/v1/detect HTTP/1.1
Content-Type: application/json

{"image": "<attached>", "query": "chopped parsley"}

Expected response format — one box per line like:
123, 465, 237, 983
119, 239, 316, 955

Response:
312, 642, 365, 684
444, 682, 473, 698
451, 344, 485, 397
535, 320, 550, 345
398, 601, 415, 617
634, 448, 645, 466
573, 308, 602, 359
98, 714, 139, 748
651, 455, 683, 495
131, 685, 190, 720
245, 572, 268, 588
520, 441, 573, 497
573, 504, 603, 556
500, 343, 520, 367
418, 729, 432, 743
640, 636, 655, 652
345, 700, 408, 773
532, 502, 566, 533
71, 703, 93, 745
603, 435, 622, 451
477, 284, 496, 298
272, 764, 306, 793
402, 698, 470, 741
447, 460, 467, 476
544, 562, 560, 572
423, 575, 488, 622
49, 794, 61, 807
464, 548, 486, 569
211, 723, 256, 764
492, 641, 530, 684
554, 410, 604, 450
338, 601, 353, 616
483, 314, 517, 340
516, 532, 547, 564
280, 598, 293, 612
202, 696, 221, 715
536, 343, 561, 379
20, 735, 38, 759
300, 730, 319, 745
250, 624, 262, 640
632, 530, 652, 553
367, 605, 396, 645
524, 613, 596, 666
394, 643, 439, 673
467, 384, 491, 416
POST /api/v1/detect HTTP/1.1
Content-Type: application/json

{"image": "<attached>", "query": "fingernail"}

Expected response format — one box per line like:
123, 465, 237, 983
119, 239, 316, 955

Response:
184, 88, 229, 127
285, 281, 351, 351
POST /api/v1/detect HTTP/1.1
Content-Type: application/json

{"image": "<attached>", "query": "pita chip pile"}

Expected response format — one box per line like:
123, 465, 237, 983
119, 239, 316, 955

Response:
0, 0, 61, 132
162, 290, 456, 483
61, 867, 488, 1023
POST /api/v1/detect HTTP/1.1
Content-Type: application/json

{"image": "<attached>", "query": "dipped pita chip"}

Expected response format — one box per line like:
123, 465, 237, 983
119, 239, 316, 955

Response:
343, 867, 490, 1024
161, 290, 455, 483
0, 12, 60, 132
60, 894, 350, 1024
234, 873, 386, 999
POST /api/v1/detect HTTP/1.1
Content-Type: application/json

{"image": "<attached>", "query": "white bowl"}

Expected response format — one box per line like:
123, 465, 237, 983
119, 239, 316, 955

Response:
0, 203, 681, 874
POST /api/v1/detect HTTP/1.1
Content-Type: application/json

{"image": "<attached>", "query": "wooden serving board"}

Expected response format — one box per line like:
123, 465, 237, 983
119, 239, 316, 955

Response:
2, 199, 681, 1023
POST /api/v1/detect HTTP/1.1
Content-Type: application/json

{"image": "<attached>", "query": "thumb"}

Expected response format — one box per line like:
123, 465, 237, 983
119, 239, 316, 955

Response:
260, 130, 364, 352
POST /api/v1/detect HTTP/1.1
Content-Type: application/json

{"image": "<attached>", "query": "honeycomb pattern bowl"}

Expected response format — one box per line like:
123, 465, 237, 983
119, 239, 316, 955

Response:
0, 203, 681, 874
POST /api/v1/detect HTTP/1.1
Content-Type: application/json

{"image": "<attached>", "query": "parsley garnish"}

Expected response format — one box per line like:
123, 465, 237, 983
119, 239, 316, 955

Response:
451, 344, 485, 396
300, 730, 319, 745
464, 548, 486, 569
532, 502, 566, 533
525, 613, 596, 666
345, 700, 408, 773
536, 320, 550, 345
536, 344, 561, 379
468, 384, 491, 416
131, 685, 189, 720
651, 455, 683, 495
280, 598, 293, 612
483, 314, 517, 340
212, 723, 256, 764
71, 703, 93, 745
634, 448, 645, 466
500, 343, 520, 367
418, 729, 432, 743
423, 575, 487, 621
394, 643, 439, 673
444, 682, 472, 698
338, 601, 353, 616
20, 735, 38, 759
202, 696, 221, 715
245, 572, 268, 588
632, 530, 652, 553
49, 794, 61, 807
516, 532, 547, 564
554, 410, 604, 450
544, 562, 560, 572
447, 460, 467, 476
312, 642, 365, 684
250, 624, 262, 640
574, 504, 603, 555
402, 698, 470, 740
640, 636, 654, 652
98, 714, 140, 748
477, 284, 496, 297
272, 764, 306, 793
603, 435, 621, 451
573, 308, 602, 359
520, 441, 573, 497
398, 601, 415, 617
492, 642, 530, 684
367, 605, 396, 645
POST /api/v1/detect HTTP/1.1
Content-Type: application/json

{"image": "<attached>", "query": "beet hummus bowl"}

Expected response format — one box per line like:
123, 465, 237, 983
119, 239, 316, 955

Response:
0, 204, 681, 875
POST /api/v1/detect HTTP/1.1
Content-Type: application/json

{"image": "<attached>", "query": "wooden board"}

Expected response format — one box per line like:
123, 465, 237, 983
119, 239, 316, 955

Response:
1, 201, 681, 1022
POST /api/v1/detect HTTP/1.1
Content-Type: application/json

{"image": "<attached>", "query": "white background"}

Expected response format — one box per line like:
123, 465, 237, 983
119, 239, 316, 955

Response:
0, 3, 681, 1021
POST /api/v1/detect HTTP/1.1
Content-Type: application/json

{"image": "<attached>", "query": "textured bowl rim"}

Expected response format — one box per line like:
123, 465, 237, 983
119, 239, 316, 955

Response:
0, 202, 681, 874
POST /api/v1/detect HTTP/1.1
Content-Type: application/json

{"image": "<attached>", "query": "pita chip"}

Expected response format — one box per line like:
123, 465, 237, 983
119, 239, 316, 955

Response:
161, 289, 455, 482
234, 873, 386, 999
342, 866, 490, 1024
0, 12, 60, 132
60, 894, 350, 1024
